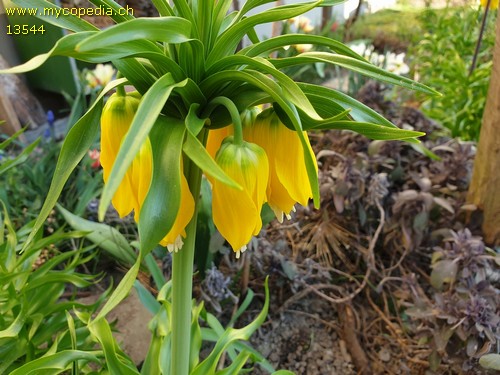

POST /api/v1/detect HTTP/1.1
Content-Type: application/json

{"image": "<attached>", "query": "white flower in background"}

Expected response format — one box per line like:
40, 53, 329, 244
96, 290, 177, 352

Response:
386, 52, 410, 76
288, 16, 314, 33
85, 64, 115, 89
348, 40, 374, 61
295, 44, 313, 53
348, 41, 409, 76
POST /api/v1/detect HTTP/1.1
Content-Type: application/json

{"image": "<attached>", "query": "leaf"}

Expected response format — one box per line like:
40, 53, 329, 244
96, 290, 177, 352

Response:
0, 32, 169, 75
183, 132, 242, 190
240, 34, 364, 61
138, 116, 185, 254
479, 354, 500, 370
22, 78, 127, 252
298, 83, 396, 127
88, 0, 135, 23
94, 256, 142, 322
9, 0, 98, 32
191, 278, 270, 375
0, 138, 40, 175
215, 350, 253, 375
271, 52, 440, 96
206, 55, 321, 121
144, 253, 167, 290
57, 205, 137, 266
208, 1, 321, 66
8, 350, 101, 375
88, 319, 140, 375
134, 280, 161, 315
76, 17, 192, 52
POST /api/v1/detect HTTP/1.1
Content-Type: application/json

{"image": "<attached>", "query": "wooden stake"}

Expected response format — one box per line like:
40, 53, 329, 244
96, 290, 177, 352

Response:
467, 10, 500, 245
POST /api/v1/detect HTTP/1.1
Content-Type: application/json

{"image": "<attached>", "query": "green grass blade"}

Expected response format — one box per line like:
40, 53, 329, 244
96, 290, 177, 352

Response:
76, 17, 192, 52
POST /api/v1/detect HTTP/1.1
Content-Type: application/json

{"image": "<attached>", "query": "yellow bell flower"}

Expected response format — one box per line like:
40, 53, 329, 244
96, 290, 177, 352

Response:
481, 0, 499, 9
211, 137, 269, 258
100, 92, 142, 218
244, 108, 317, 223
158, 167, 195, 253
100, 91, 193, 252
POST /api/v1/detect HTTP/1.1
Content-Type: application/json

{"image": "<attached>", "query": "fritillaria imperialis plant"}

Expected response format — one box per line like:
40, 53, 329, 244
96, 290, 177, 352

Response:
2, 0, 438, 373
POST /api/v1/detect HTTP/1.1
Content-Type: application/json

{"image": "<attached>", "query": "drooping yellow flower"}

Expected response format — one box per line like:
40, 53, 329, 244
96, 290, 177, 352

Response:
481, 0, 499, 9
158, 167, 195, 253
100, 92, 142, 218
211, 137, 269, 257
244, 108, 317, 222
100, 91, 193, 252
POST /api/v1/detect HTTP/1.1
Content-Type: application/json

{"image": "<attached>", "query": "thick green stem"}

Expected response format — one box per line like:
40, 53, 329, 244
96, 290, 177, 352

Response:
170, 130, 206, 375
202, 96, 243, 145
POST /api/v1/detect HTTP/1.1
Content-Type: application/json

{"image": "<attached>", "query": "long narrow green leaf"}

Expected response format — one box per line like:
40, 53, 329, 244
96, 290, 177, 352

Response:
113, 59, 158, 94
183, 132, 242, 190
271, 52, 440, 96
8, 350, 101, 375
211, 0, 233, 47
0, 32, 166, 74
9, 0, 98, 32
98, 74, 188, 221
0, 139, 40, 175
306, 120, 424, 139
77, 17, 192, 52
0, 304, 26, 338
58, 205, 137, 266
134, 280, 161, 315
215, 350, 253, 375
88, 0, 135, 23
207, 1, 320, 66
21, 78, 127, 252
138, 116, 185, 254
239, 34, 365, 60
0, 126, 26, 150
144, 253, 167, 290
191, 278, 270, 375
94, 257, 141, 321
206, 55, 321, 120
89, 319, 140, 375
298, 83, 396, 127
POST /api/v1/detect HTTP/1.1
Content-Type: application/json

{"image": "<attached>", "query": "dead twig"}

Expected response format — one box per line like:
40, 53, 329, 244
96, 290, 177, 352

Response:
338, 304, 370, 374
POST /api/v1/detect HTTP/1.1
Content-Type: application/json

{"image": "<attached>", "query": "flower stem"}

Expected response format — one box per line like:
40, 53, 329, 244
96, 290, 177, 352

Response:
170, 130, 206, 375
115, 72, 126, 97
202, 97, 243, 146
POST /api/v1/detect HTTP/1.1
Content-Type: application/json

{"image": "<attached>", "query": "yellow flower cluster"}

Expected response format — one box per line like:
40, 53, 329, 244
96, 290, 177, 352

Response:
101, 98, 316, 257
207, 107, 317, 257
100, 92, 194, 253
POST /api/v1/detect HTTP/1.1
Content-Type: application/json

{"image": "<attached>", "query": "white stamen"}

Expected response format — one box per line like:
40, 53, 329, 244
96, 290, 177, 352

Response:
235, 245, 247, 259
271, 206, 284, 223
167, 235, 184, 253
